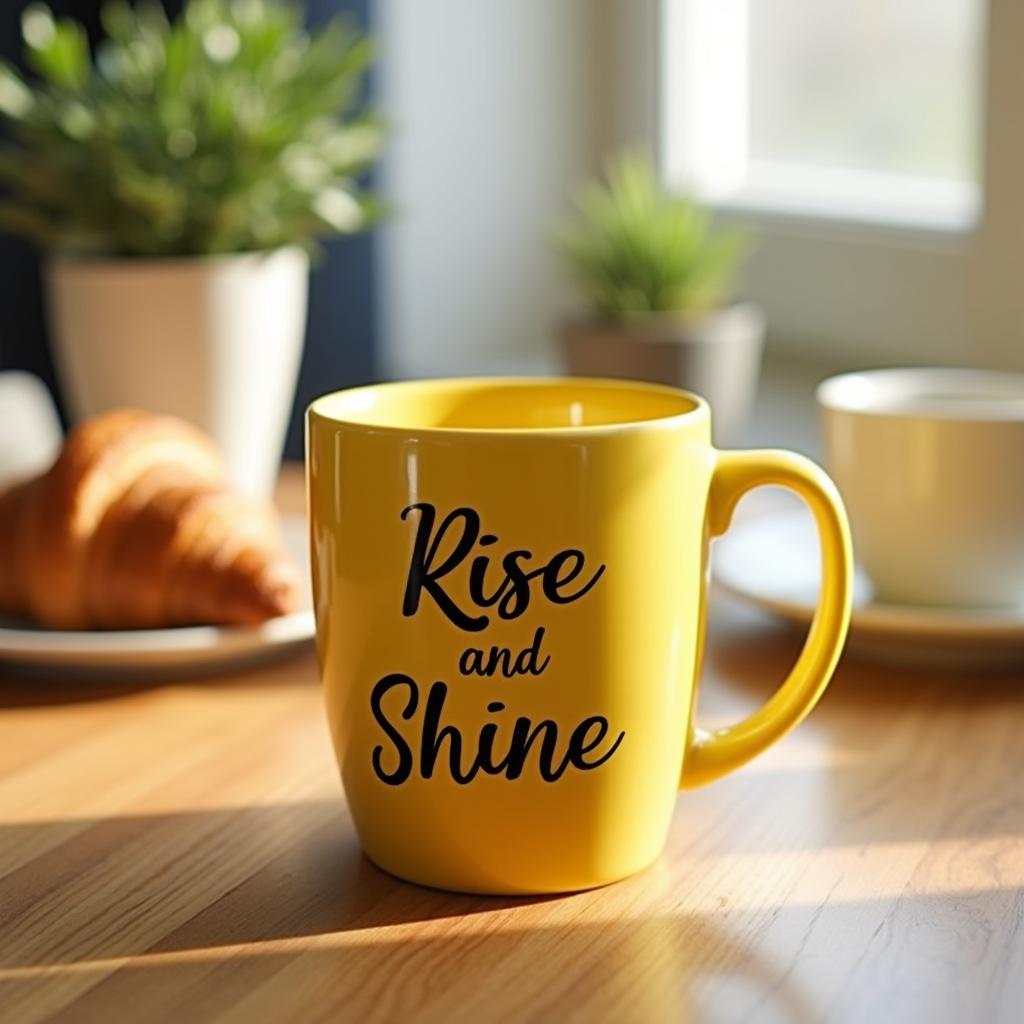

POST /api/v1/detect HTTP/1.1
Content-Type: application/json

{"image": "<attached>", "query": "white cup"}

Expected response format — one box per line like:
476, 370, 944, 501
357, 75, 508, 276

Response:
817, 367, 1024, 608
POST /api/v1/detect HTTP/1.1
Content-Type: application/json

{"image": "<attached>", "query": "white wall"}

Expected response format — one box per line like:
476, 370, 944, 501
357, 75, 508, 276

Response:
375, 0, 600, 378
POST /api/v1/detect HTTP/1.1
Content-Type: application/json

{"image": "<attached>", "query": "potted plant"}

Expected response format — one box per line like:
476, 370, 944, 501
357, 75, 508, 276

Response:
554, 153, 762, 446
0, 0, 383, 495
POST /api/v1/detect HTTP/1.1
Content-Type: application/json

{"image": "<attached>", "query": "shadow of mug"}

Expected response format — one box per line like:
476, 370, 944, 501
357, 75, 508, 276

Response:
0, 803, 818, 1023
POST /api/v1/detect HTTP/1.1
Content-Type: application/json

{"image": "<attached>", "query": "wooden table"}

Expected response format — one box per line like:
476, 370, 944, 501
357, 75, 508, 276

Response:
2, 468, 1023, 1023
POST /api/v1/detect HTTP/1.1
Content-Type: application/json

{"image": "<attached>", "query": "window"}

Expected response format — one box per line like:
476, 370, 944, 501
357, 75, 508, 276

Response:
662, 0, 984, 230
652, 0, 1018, 368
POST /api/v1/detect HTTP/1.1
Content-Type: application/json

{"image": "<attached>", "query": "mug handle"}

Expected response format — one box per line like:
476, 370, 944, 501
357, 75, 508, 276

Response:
680, 449, 854, 789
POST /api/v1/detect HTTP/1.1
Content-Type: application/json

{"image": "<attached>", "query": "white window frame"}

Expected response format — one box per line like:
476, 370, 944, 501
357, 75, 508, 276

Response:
603, 0, 1024, 372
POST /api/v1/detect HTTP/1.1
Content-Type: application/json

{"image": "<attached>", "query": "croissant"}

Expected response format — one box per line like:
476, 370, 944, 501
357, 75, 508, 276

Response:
0, 409, 301, 630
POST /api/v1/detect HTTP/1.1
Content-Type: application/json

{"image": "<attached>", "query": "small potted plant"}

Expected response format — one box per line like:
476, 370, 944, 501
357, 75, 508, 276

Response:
0, 0, 383, 495
554, 153, 763, 446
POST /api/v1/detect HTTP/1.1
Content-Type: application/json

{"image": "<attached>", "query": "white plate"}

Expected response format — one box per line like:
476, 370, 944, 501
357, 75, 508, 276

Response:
0, 516, 315, 679
712, 507, 1024, 671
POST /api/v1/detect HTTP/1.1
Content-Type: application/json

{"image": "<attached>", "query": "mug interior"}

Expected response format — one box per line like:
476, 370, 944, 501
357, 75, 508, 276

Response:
309, 377, 702, 432
817, 368, 1024, 421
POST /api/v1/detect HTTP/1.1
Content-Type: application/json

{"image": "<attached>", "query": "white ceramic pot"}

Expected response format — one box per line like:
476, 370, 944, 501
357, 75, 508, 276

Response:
45, 246, 309, 497
561, 303, 765, 447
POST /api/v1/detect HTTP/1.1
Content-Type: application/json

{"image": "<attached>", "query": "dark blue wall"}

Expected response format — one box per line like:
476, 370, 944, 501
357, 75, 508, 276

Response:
285, 0, 378, 458
0, 0, 379, 461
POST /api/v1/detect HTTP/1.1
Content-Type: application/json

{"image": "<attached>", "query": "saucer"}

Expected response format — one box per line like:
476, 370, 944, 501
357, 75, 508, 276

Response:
712, 507, 1024, 672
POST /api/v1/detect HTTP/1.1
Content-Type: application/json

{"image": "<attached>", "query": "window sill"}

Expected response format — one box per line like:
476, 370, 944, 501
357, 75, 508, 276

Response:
711, 194, 977, 248
699, 162, 980, 242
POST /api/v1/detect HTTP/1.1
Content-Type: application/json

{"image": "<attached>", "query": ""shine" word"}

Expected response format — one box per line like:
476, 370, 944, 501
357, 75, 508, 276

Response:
370, 673, 625, 785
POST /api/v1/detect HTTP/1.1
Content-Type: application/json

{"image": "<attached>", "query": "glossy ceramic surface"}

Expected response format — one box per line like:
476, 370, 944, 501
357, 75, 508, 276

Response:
308, 377, 853, 893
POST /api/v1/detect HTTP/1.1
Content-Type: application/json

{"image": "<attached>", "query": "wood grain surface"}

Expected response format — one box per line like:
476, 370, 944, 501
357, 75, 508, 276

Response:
1, 467, 1022, 1023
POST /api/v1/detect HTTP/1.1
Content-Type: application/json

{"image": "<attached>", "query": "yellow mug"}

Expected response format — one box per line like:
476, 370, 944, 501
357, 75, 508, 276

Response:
308, 377, 852, 894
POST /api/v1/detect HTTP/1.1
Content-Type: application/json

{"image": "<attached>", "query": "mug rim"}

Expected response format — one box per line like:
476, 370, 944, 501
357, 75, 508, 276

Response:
817, 367, 1024, 422
307, 376, 711, 437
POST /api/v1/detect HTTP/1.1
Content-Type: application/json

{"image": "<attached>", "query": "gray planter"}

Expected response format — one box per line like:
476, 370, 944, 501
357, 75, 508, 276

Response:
560, 303, 765, 447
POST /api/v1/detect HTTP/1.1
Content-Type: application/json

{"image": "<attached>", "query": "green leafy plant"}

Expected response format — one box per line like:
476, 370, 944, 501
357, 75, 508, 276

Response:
554, 152, 750, 319
0, 0, 384, 257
